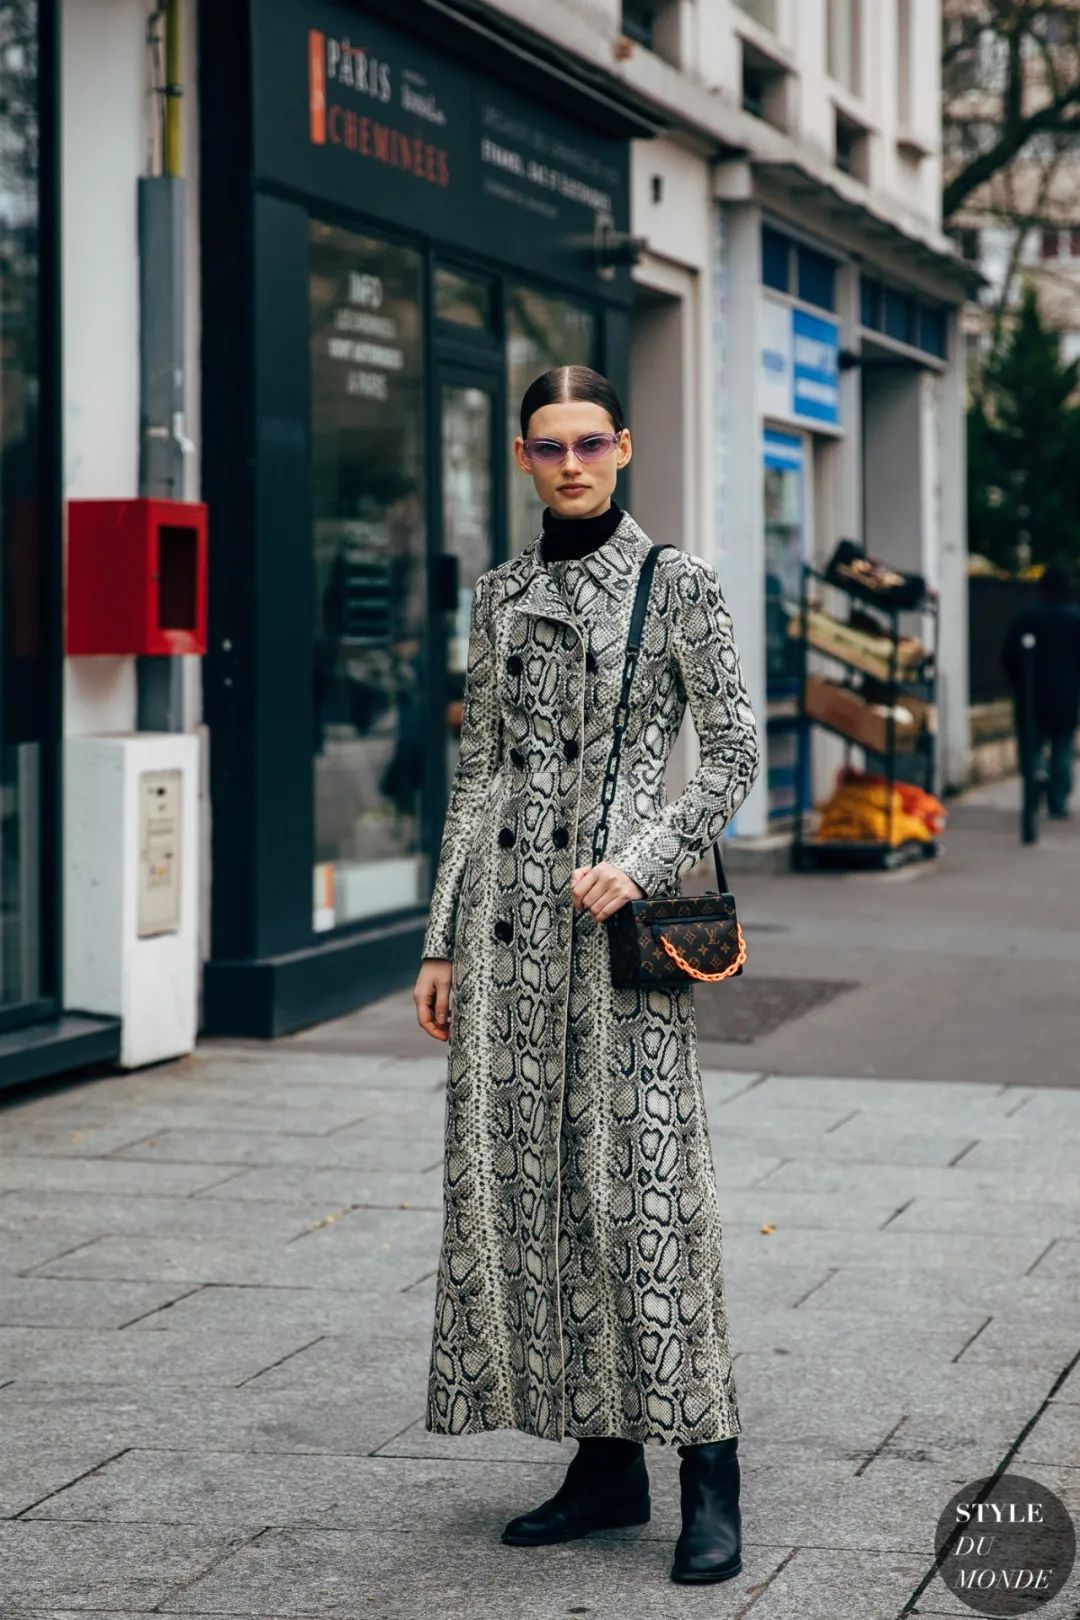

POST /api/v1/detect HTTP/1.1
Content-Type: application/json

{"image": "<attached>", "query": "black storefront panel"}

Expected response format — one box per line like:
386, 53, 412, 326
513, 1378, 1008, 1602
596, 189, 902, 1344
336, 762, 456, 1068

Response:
202, 1, 634, 1034
251, 0, 633, 305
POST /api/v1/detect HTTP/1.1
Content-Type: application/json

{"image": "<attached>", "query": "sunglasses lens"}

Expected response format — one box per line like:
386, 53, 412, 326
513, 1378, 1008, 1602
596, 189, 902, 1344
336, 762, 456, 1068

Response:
527, 440, 565, 464
577, 435, 615, 461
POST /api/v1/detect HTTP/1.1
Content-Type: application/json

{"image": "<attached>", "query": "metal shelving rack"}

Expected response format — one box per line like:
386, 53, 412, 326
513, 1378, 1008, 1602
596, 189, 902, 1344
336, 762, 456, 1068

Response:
790, 559, 941, 873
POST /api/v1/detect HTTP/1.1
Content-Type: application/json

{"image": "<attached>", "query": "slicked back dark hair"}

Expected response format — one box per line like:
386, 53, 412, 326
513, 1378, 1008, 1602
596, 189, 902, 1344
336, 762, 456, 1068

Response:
519, 365, 625, 438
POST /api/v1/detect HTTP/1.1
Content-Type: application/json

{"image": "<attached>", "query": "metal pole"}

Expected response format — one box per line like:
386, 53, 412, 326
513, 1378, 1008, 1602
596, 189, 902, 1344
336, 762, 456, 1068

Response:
1020, 631, 1039, 845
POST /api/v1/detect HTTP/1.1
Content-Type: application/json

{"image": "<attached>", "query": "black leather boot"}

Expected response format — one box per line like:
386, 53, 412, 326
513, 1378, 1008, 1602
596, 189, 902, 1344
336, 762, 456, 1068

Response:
501, 1436, 650, 1546
670, 1436, 742, 1583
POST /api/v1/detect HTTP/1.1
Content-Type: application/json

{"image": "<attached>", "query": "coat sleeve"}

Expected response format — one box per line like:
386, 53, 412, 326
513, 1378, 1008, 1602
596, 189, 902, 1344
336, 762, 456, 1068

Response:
609, 554, 761, 898
420, 572, 500, 960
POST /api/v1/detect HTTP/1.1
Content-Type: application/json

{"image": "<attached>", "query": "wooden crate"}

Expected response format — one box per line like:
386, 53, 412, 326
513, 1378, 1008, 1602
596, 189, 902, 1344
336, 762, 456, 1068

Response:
789, 605, 925, 683
804, 674, 934, 753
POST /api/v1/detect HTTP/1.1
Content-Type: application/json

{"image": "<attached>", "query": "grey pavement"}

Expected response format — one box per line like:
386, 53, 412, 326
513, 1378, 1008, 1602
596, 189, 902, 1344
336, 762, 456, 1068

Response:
1, 773, 1079, 1619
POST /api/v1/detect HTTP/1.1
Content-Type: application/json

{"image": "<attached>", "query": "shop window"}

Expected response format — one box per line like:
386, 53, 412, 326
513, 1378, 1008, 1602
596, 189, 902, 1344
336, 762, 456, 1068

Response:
506, 285, 595, 554
764, 429, 807, 703
435, 265, 494, 330
1, 0, 47, 1013
308, 220, 427, 933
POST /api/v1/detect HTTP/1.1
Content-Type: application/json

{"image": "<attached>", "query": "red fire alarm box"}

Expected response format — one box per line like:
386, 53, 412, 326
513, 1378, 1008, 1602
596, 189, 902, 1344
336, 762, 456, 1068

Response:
67, 498, 208, 656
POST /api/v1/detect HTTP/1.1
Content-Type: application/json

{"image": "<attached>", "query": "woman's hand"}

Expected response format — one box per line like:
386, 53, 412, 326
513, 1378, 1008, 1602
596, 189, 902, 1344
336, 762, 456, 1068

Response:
415, 957, 453, 1041
570, 862, 644, 923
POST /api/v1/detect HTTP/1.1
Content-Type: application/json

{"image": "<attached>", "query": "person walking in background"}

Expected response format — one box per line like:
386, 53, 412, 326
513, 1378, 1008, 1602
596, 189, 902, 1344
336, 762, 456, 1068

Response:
413, 365, 760, 1584
1001, 564, 1080, 819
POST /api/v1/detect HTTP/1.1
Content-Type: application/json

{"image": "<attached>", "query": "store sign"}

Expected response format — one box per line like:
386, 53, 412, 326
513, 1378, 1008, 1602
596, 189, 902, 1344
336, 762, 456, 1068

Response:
761, 294, 841, 429
253, 0, 632, 302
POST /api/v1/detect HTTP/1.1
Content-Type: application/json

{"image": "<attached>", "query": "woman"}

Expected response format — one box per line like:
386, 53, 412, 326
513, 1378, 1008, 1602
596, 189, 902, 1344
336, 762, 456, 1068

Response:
413, 365, 761, 1584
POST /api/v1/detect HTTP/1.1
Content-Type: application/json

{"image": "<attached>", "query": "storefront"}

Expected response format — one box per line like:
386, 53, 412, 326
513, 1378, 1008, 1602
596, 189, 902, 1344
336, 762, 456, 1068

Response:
198, 0, 649, 1034
758, 223, 843, 826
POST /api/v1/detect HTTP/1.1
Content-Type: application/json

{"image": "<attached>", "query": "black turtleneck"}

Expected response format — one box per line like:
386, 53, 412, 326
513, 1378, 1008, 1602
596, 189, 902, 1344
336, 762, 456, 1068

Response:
541, 500, 623, 562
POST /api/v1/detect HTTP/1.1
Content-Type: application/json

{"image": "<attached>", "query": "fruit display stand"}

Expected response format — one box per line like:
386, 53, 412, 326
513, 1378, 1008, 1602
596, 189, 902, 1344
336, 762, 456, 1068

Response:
789, 560, 941, 872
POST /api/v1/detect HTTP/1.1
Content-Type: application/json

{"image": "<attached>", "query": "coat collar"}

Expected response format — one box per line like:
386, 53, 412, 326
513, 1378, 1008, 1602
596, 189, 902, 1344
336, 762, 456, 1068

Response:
498, 509, 656, 625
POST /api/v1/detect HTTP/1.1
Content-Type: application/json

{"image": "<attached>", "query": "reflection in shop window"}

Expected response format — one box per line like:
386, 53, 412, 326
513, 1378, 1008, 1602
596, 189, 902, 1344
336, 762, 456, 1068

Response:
309, 221, 426, 933
435, 265, 494, 330
1, 0, 45, 1010
507, 285, 595, 554
764, 429, 807, 700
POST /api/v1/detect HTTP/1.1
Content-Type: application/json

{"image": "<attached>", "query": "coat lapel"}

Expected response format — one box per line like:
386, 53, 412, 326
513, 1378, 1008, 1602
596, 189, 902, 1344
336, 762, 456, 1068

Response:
500, 510, 657, 629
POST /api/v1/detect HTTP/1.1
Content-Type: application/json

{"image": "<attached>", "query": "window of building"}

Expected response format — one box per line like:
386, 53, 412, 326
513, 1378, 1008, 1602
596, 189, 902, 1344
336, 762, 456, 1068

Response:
621, 0, 681, 60
826, 0, 862, 95
797, 245, 836, 312
918, 305, 947, 359
896, 0, 913, 127
741, 41, 790, 130
861, 273, 949, 360
762, 225, 839, 312
762, 225, 791, 292
957, 228, 980, 263
309, 220, 427, 933
622, 0, 655, 46
883, 286, 917, 345
835, 107, 870, 181
506, 285, 595, 553
735, 0, 777, 29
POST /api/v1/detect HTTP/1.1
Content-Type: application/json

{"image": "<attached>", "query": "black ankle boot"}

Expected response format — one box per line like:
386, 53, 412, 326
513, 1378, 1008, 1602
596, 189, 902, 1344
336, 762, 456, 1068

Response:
670, 1436, 742, 1583
501, 1437, 650, 1546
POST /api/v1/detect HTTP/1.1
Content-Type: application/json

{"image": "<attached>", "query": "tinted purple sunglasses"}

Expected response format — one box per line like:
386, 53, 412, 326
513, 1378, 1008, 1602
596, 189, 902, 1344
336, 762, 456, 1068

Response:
521, 431, 621, 465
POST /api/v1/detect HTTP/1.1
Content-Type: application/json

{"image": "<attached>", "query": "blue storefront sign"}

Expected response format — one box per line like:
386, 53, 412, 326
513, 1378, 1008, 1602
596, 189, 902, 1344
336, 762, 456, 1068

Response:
761, 294, 841, 429
791, 308, 840, 425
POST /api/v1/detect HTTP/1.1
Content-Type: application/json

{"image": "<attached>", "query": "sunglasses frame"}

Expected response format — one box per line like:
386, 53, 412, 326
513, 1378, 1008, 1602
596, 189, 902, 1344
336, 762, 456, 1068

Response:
521, 431, 622, 465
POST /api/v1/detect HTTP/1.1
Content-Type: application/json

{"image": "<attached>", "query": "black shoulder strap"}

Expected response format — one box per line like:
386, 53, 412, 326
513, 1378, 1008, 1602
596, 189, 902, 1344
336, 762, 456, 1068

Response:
592, 543, 732, 896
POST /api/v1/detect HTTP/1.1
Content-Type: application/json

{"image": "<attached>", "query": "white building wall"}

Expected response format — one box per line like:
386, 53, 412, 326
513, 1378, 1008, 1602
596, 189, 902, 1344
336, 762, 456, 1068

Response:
60, 0, 206, 1050
61, 0, 202, 739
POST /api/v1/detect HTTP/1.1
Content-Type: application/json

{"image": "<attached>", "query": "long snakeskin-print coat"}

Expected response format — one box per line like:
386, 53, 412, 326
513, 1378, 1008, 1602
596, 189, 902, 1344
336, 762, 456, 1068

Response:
420, 509, 761, 1447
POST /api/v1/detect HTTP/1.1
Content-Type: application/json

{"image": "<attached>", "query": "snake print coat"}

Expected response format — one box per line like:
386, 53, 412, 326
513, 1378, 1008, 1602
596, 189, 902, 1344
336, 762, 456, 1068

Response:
421, 509, 761, 1446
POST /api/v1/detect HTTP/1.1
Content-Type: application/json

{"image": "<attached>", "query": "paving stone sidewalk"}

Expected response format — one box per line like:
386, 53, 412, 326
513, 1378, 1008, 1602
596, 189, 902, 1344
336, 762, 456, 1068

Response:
1, 775, 1079, 1619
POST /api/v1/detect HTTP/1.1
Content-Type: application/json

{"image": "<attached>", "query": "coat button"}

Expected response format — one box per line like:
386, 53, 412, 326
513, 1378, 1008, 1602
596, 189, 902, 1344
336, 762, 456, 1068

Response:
552, 825, 569, 848
563, 737, 579, 761
506, 653, 523, 676
509, 746, 526, 768
498, 826, 515, 847
494, 918, 513, 943
585, 648, 598, 672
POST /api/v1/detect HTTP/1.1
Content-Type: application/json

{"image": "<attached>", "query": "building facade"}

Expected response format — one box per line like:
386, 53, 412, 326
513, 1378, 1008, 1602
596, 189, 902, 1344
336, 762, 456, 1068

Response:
2, 0, 973, 1081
